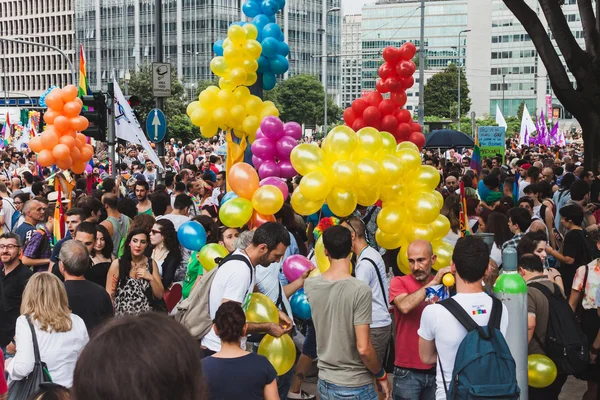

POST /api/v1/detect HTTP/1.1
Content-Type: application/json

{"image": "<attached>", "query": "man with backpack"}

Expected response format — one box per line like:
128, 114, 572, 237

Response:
0, 183, 18, 233
418, 236, 513, 400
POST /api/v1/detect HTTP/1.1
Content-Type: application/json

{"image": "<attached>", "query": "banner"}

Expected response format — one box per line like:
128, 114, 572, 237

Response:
478, 126, 506, 162
545, 95, 552, 122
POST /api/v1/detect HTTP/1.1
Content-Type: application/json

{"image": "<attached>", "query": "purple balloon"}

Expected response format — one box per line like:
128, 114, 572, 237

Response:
260, 176, 289, 200
255, 128, 266, 140
251, 138, 276, 160
283, 255, 315, 282
252, 155, 266, 169
275, 136, 297, 161
260, 116, 284, 141
85, 163, 93, 174
258, 160, 280, 179
278, 160, 297, 180
283, 121, 302, 140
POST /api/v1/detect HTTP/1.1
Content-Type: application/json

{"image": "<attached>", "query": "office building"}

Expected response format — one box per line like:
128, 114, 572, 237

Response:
341, 14, 361, 108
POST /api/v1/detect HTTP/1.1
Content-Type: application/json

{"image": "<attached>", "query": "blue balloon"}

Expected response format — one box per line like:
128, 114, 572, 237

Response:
261, 0, 279, 16
262, 23, 282, 39
269, 55, 289, 74
242, 0, 261, 17
267, 14, 276, 23
220, 191, 239, 206
278, 41, 289, 56
275, 0, 285, 10
177, 221, 207, 251
261, 37, 280, 58
257, 56, 271, 73
252, 14, 271, 31
229, 21, 246, 27
263, 72, 277, 90
290, 289, 311, 319
213, 40, 224, 56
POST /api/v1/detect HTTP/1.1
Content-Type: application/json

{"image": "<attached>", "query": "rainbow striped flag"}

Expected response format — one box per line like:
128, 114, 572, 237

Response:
53, 180, 65, 244
78, 44, 93, 108
470, 127, 481, 174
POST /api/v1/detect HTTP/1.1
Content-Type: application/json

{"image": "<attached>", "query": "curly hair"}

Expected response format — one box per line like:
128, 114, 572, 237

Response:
214, 301, 246, 343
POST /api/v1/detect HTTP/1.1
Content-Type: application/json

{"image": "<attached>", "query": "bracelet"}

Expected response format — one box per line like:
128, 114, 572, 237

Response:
375, 368, 386, 380
376, 371, 388, 382
591, 346, 599, 355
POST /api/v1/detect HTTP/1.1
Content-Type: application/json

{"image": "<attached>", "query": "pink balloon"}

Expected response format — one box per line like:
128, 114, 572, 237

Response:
278, 160, 297, 180
260, 116, 284, 141
252, 155, 266, 169
283, 255, 315, 282
283, 122, 302, 140
251, 138, 276, 160
85, 163, 93, 174
256, 128, 266, 140
275, 136, 297, 161
258, 160, 280, 179
260, 177, 289, 200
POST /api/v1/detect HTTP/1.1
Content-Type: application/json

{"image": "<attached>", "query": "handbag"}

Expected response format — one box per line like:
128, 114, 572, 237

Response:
8, 316, 52, 400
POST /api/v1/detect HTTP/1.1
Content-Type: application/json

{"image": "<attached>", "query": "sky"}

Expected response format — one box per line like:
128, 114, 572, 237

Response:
341, 0, 375, 15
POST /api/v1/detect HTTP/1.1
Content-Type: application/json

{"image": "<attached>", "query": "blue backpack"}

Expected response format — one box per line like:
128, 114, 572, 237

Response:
438, 296, 520, 400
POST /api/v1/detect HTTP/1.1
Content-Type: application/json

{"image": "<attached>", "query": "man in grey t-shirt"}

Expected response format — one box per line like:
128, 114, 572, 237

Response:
305, 225, 391, 400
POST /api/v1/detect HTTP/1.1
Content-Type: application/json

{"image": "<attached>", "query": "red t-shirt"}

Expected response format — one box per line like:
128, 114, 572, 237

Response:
389, 274, 435, 370
0, 352, 7, 395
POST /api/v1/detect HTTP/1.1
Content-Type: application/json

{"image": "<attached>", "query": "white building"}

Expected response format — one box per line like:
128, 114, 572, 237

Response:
341, 14, 362, 108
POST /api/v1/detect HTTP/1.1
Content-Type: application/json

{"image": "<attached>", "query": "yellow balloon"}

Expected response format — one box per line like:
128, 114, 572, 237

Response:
252, 185, 284, 216
380, 131, 397, 154
379, 154, 404, 185
198, 243, 229, 272
396, 148, 422, 172
290, 189, 323, 216
258, 334, 296, 376
290, 144, 326, 176
299, 171, 330, 201
327, 187, 357, 217
432, 189, 444, 210
408, 192, 441, 224
396, 244, 411, 275
380, 184, 404, 205
245, 95, 263, 112
224, 45, 244, 64
357, 127, 383, 154
227, 24, 246, 45
376, 205, 407, 234
230, 105, 246, 124
405, 223, 434, 244
376, 229, 404, 250
218, 77, 236, 91
356, 186, 380, 207
260, 106, 279, 119
246, 293, 279, 323
227, 68, 246, 86
212, 107, 231, 128
432, 240, 454, 271
244, 71, 258, 86
204, 85, 221, 96
210, 56, 229, 76
431, 214, 451, 240
219, 197, 253, 227
528, 354, 558, 389
308, 268, 321, 278
397, 141, 420, 152
411, 166, 441, 192
355, 159, 382, 189
233, 86, 251, 103
244, 40, 263, 59
315, 236, 330, 273
331, 160, 358, 189
222, 38, 232, 48
201, 123, 219, 138
322, 126, 358, 159
216, 89, 233, 107
186, 101, 200, 117
199, 89, 218, 110
190, 108, 211, 127
243, 23, 258, 40
242, 59, 258, 72
263, 101, 275, 108
242, 115, 261, 136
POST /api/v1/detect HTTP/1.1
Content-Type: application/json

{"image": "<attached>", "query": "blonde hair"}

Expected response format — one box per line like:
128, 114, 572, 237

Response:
21, 272, 73, 333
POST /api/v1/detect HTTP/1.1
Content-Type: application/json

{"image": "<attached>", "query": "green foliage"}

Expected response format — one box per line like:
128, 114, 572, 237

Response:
168, 114, 201, 142
424, 63, 471, 118
505, 116, 520, 138
195, 80, 219, 97
517, 100, 526, 121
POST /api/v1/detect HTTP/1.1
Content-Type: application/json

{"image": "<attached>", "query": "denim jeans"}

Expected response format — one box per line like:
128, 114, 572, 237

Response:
393, 367, 436, 400
318, 379, 378, 400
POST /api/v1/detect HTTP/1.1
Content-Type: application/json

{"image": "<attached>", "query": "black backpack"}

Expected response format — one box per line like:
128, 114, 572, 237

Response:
529, 282, 589, 375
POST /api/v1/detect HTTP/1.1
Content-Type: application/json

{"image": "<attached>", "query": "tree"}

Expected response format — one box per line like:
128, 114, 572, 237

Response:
168, 114, 201, 142
516, 100, 526, 121
195, 80, 219, 98
424, 63, 471, 118
270, 74, 326, 127
316, 96, 343, 126
504, 0, 600, 169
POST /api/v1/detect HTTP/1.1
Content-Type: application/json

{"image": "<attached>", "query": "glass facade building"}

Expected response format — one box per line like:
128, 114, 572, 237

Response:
341, 14, 361, 108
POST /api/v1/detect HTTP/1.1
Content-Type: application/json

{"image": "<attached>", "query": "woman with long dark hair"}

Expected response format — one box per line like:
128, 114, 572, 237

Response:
89, 224, 114, 287
150, 219, 182, 289
106, 228, 164, 316
483, 212, 513, 266
441, 195, 461, 246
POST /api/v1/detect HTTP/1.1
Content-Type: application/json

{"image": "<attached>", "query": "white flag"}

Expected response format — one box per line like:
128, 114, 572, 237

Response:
495, 104, 507, 130
519, 104, 536, 146
113, 78, 164, 170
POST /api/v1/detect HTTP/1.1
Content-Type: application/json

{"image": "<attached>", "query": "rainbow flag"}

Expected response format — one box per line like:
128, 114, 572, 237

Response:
470, 127, 481, 174
53, 180, 65, 244
78, 44, 93, 108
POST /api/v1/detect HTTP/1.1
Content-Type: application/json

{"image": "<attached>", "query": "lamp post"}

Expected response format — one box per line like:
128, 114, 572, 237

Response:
319, 6, 340, 136
502, 74, 506, 115
457, 29, 470, 131
124, 70, 131, 96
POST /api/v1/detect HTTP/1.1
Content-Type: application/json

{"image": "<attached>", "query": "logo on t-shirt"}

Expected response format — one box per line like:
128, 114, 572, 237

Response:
471, 305, 487, 315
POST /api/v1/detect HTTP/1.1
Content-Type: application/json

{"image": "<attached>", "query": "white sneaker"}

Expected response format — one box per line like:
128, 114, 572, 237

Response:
287, 390, 316, 399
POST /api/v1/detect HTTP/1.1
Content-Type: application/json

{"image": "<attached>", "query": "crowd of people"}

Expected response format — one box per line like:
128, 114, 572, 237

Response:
0, 136, 599, 400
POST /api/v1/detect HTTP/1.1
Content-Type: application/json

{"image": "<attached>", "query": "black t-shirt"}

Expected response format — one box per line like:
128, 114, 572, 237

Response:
64, 280, 113, 333
562, 229, 593, 297
202, 353, 277, 400
0, 263, 33, 347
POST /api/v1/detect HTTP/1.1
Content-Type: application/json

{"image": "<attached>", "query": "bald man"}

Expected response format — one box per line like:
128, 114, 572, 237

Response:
388, 240, 451, 400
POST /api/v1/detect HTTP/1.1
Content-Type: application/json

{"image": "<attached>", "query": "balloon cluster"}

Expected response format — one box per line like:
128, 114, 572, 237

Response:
38, 86, 57, 108
29, 85, 92, 174
251, 117, 301, 179
219, 162, 287, 228
211, 24, 262, 89
342, 43, 425, 149
242, 0, 289, 89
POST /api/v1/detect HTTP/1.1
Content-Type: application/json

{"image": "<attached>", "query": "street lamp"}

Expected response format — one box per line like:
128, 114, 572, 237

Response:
124, 70, 131, 96
502, 74, 506, 115
320, 6, 340, 136
457, 29, 470, 131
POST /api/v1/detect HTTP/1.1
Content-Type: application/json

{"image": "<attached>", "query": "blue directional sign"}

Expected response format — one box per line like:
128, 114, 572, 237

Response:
146, 108, 167, 143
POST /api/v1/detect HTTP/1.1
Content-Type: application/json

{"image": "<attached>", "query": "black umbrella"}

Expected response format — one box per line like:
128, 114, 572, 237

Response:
424, 129, 474, 149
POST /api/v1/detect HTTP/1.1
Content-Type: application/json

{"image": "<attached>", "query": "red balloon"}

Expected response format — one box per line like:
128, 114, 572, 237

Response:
390, 91, 407, 107
352, 118, 366, 131
366, 91, 383, 106
402, 42, 417, 59
385, 77, 403, 93
411, 122, 423, 132
396, 109, 412, 124
409, 131, 425, 150
396, 123, 412, 141
352, 98, 368, 115
382, 47, 402, 64
402, 76, 415, 89
343, 108, 358, 126
378, 99, 397, 116
381, 115, 398, 133
378, 62, 395, 80
363, 106, 381, 126
396, 60, 416, 78
376, 79, 389, 93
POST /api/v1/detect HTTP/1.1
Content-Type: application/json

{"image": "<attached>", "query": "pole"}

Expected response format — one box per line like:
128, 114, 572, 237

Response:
155, 0, 165, 185
324, 32, 328, 136
457, 33, 461, 131
471, 111, 476, 138
502, 74, 506, 115
107, 82, 116, 179
418, 0, 425, 126
494, 247, 529, 400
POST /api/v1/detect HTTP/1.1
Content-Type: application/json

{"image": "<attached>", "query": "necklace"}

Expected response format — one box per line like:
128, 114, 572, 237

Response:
153, 246, 168, 261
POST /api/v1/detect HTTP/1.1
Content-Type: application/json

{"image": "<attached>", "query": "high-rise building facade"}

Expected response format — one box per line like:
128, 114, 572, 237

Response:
0, 0, 76, 103
341, 14, 361, 108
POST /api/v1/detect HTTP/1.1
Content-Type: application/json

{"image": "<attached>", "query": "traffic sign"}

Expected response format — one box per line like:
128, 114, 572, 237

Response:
146, 108, 167, 143
152, 62, 172, 97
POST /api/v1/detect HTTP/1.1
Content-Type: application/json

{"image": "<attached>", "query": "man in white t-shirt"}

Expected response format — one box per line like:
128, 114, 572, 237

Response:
201, 222, 293, 355
157, 194, 192, 231
342, 217, 392, 365
418, 236, 509, 400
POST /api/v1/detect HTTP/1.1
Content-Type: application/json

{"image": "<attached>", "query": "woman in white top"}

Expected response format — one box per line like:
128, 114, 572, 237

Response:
6, 272, 89, 388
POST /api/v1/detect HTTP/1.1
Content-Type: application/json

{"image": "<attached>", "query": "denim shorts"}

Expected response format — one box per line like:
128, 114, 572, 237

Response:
318, 379, 378, 400
301, 319, 317, 359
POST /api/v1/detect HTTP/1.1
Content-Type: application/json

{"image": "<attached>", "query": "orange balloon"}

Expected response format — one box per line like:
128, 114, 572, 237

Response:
76, 132, 87, 144
55, 156, 73, 171
80, 146, 93, 161
70, 146, 81, 162
248, 211, 275, 229
84, 143, 94, 153
63, 101, 82, 118
52, 144, 71, 161
53, 116, 70, 133
59, 135, 76, 149
74, 97, 83, 106
69, 116, 89, 132
43, 110, 60, 125
63, 129, 76, 139
229, 162, 259, 200
29, 137, 43, 153
45, 90, 64, 111
37, 149, 55, 167
71, 160, 87, 174
40, 130, 59, 150
62, 85, 78, 102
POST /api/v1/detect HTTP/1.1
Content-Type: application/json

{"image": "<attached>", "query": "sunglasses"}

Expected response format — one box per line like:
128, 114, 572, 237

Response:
150, 229, 162, 235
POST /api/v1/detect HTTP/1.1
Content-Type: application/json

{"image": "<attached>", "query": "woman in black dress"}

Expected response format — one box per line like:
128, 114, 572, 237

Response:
88, 224, 114, 287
